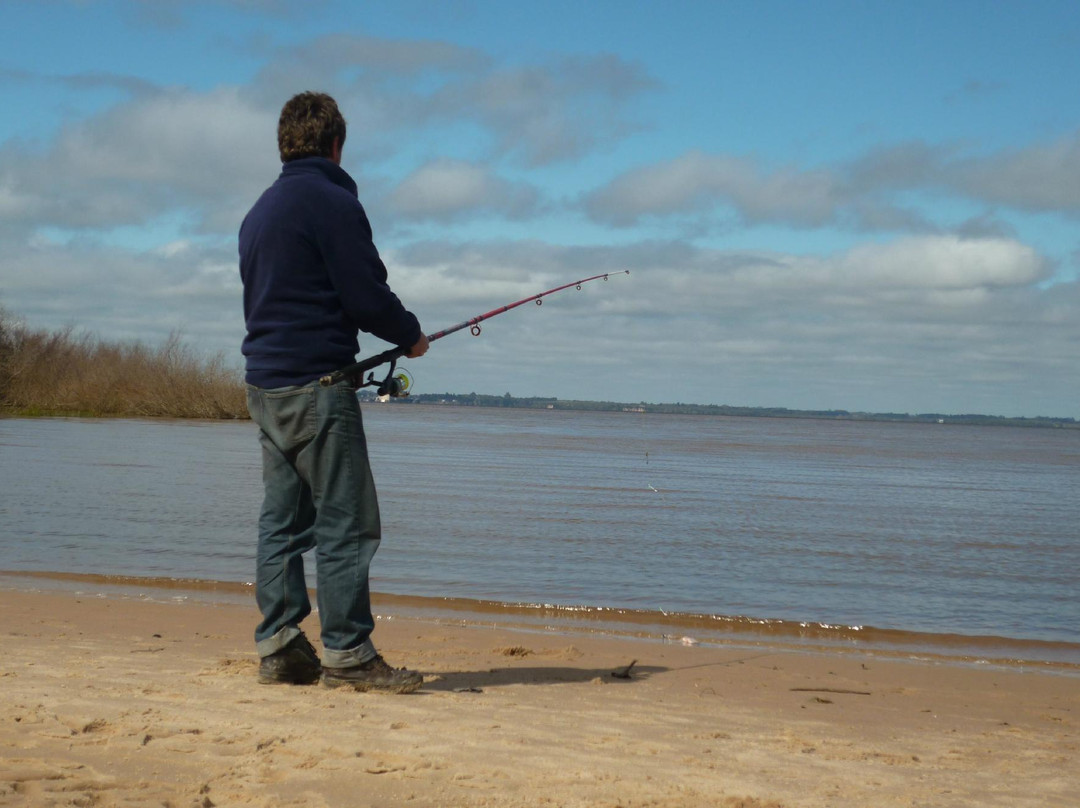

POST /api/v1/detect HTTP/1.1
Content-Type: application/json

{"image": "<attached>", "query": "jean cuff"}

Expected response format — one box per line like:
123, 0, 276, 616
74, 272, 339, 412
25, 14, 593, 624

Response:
321, 637, 378, 669
256, 625, 302, 659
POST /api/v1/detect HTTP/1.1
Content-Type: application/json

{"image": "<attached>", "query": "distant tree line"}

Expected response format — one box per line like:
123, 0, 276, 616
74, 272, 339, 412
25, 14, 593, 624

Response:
360, 390, 1078, 429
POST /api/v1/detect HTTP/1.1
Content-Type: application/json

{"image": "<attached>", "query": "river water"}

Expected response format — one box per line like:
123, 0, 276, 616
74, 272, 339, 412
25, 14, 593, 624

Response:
2, 407, 1078, 668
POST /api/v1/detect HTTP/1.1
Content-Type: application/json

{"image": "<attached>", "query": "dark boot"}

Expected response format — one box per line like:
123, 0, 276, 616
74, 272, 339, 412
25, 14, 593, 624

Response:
257, 632, 321, 685
321, 655, 423, 694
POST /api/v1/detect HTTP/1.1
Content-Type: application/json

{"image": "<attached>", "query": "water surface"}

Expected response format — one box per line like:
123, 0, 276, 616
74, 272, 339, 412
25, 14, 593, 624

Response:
2, 408, 1077, 665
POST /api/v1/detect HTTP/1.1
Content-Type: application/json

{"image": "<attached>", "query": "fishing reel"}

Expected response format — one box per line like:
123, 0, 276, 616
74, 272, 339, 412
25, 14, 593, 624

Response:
360, 358, 414, 399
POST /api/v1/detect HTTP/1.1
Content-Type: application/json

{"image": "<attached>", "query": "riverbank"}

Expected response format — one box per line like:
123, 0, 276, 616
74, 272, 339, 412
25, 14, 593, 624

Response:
2, 587, 1076, 807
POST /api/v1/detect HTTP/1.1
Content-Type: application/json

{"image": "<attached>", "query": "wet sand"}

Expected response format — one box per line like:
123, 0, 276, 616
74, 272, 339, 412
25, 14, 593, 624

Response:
1, 587, 1077, 807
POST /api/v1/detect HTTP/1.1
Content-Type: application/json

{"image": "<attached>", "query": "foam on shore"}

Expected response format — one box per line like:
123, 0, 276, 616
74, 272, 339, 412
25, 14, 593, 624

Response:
5, 569, 1078, 672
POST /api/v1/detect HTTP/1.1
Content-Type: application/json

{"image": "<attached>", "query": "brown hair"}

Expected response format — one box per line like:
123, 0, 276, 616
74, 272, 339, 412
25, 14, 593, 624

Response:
277, 92, 347, 163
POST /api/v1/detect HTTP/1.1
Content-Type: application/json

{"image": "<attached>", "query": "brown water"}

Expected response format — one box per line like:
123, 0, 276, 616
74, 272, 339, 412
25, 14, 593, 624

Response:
1, 408, 1078, 668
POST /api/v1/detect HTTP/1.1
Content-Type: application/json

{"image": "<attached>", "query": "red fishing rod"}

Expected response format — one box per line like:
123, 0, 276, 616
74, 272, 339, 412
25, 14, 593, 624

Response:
319, 270, 629, 393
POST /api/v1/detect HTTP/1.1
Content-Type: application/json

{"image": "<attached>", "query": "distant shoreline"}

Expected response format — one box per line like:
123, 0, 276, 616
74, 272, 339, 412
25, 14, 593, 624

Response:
5, 392, 1077, 429
362, 390, 1080, 430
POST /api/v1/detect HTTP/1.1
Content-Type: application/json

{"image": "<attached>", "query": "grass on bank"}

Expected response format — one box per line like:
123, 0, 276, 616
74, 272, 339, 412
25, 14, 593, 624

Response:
0, 309, 247, 419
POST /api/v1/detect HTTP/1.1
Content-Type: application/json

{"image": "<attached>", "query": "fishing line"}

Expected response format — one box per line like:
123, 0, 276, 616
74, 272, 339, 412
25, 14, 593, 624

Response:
640, 406, 666, 500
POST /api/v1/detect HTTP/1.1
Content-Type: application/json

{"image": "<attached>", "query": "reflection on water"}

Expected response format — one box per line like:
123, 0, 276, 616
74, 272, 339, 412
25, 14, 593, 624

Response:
1, 409, 1078, 661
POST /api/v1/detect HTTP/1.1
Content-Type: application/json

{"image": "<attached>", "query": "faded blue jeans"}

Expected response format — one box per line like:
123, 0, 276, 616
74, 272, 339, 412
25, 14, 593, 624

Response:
246, 380, 380, 668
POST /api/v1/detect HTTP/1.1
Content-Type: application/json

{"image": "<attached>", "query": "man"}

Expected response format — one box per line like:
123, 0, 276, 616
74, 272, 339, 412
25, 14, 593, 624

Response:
239, 91, 428, 694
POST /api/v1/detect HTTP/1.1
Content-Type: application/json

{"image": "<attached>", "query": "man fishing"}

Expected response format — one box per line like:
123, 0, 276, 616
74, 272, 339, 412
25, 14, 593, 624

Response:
239, 91, 428, 694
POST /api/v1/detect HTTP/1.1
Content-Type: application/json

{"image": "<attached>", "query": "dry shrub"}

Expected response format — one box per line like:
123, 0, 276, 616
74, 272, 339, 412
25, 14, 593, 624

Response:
0, 309, 247, 419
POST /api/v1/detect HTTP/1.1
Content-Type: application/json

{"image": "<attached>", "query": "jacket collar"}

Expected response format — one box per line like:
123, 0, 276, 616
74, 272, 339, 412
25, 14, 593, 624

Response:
280, 157, 358, 197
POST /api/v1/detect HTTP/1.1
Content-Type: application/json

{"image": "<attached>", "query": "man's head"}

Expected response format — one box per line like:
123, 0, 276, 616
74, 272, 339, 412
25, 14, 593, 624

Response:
277, 92, 347, 163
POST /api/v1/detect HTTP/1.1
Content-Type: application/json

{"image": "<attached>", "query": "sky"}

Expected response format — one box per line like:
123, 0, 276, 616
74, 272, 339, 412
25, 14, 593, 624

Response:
1, 0, 1078, 418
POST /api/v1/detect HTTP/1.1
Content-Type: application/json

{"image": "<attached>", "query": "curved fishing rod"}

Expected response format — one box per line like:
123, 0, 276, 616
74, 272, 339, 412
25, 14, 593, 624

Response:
319, 270, 629, 392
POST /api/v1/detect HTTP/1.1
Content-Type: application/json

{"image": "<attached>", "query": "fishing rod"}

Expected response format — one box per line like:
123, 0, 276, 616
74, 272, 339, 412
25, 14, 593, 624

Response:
319, 270, 629, 394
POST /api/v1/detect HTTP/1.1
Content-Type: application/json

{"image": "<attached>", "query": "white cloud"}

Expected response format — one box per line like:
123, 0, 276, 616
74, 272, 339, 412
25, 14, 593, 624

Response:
372, 235, 1074, 415
0, 238, 244, 348
848, 134, 1080, 216
246, 36, 655, 167
387, 159, 540, 222
583, 151, 842, 227
1, 230, 1074, 416
949, 131, 1080, 213
421, 54, 658, 167
255, 31, 487, 83
0, 86, 275, 235
584, 131, 1080, 232
0, 37, 657, 239
830, 236, 1047, 290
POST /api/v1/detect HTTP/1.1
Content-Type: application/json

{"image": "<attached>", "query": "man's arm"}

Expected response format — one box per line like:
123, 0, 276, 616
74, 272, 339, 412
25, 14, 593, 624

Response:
319, 200, 424, 351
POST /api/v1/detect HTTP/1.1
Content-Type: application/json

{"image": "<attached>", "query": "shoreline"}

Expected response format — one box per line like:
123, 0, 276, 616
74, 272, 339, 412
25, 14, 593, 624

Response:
2, 585, 1078, 807
6, 397, 1079, 429
5, 569, 1078, 674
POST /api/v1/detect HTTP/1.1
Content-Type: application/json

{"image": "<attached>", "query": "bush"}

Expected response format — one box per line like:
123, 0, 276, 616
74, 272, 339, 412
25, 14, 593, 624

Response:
0, 308, 247, 419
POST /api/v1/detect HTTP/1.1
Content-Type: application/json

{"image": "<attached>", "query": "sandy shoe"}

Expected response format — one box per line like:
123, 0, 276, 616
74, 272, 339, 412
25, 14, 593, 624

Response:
257, 632, 322, 685
321, 655, 423, 694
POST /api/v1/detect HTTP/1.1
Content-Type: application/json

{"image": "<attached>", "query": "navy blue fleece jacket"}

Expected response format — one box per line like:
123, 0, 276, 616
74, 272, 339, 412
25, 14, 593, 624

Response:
239, 157, 422, 388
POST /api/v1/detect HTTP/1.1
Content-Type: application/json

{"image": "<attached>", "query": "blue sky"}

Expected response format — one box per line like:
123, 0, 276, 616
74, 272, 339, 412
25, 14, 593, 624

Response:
2, 0, 1079, 417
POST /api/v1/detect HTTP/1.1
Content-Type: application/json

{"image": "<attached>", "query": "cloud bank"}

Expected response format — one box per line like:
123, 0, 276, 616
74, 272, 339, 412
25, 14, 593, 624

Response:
0, 14, 1076, 418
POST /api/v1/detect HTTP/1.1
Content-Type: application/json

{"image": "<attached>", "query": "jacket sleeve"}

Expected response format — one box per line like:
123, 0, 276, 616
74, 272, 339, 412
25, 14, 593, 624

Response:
317, 196, 422, 349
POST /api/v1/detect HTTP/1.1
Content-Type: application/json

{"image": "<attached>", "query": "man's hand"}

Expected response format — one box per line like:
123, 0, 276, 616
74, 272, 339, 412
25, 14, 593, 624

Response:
405, 333, 429, 358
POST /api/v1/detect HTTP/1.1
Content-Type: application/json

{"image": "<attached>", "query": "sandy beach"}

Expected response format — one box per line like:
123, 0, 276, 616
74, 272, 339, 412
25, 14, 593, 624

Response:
1, 586, 1077, 808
